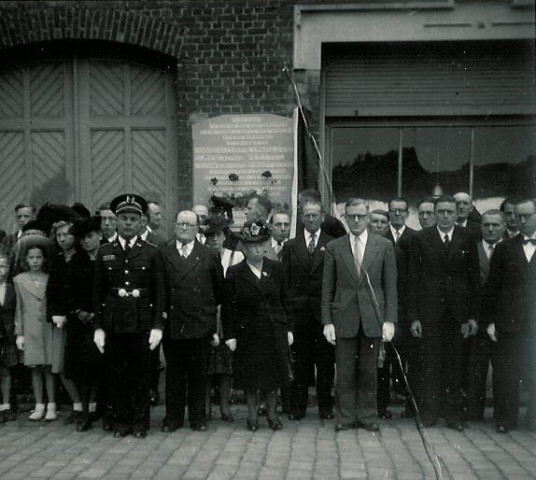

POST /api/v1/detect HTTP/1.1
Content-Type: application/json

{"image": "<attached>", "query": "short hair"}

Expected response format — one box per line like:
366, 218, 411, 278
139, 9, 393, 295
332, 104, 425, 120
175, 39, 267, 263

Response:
417, 196, 436, 209
251, 196, 272, 215
147, 200, 160, 207
15, 202, 36, 214
300, 197, 324, 213
517, 198, 536, 209
345, 198, 369, 211
434, 195, 456, 208
176, 210, 199, 225
481, 209, 506, 223
97, 202, 112, 213
270, 212, 291, 224
299, 189, 322, 203
388, 197, 409, 210
371, 209, 389, 219
500, 197, 521, 211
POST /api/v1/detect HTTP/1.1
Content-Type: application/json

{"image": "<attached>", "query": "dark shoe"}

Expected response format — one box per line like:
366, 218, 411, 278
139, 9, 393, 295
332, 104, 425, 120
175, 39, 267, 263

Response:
133, 429, 147, 438
63, 411, 82, 425
288, 411, 306, 421
319, 411, 334, 420
221, 412, 234, 423
335, 422, 357, 432
102, 422, 114, 432
378, 409, 393, 420
76, 420, 92, 432
2, 410, 16, 422
268, 418, 283, 431
161, 420, 183, 433
356, 421, 380, 432
113, 427, 131, 438
496, 424, 509, 434
422, 417, 438, 428
191, 423, 207, 431
446, 421, 465, 432
247, 419, 259, 431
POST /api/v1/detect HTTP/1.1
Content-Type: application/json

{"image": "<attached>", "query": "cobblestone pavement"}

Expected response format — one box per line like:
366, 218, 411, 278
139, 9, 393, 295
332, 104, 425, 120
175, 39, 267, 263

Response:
0, 405, 535, 480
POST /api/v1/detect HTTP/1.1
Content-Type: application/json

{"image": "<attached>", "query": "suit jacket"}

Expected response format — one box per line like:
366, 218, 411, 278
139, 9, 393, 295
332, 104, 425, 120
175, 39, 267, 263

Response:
222, 258, 292, 340
321, 233, 398, 339
145, 230, 167, 248
282, 230, 333, 325
408, 226, 478, 326
92, 238, 165, 334
0, 232, 17, 257
159, 241, 224, 340
0, 283, 15, 342
483, 235, 536, 333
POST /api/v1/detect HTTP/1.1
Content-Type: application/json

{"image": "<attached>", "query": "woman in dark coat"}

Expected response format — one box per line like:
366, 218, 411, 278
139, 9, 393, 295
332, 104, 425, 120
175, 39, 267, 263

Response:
223, 221, 294, 431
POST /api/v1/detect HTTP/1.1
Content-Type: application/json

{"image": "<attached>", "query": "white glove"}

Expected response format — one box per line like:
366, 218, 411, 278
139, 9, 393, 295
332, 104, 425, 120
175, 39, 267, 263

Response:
52, 315, 67, 328
148, 329, 163, 351
323, 324, 336, 345
461, 319, 478, 339
16, 335, 24, 351
93, 328, 105, 353
382, 321, 395, 342
410, 320, 422, 338
225, 338, 237, 352
487, 323, 498, 342
287, 331, 294, 346
211, 333, 220, 347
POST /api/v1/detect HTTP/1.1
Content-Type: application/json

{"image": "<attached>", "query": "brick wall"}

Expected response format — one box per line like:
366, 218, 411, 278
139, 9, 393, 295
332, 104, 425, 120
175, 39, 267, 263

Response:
0, 0, 324, 203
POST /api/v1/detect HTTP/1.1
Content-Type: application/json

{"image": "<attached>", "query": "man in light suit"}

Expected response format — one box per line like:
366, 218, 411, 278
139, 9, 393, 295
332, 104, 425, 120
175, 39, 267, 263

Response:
408, 195, 479, 430
321, 198, 397, 432
465, 209, 506, 421
484, 198, 536, 433
159, 210, 224, 432
283, 199, 335, 420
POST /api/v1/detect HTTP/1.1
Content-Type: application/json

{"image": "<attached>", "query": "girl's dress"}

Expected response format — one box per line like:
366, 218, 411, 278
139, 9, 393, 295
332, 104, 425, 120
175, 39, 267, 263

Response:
13, 272, 54, 367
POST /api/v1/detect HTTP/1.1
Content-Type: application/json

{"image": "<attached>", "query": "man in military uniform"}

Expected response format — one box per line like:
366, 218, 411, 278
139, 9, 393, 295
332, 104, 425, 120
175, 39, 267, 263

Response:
92, 194, 166, 438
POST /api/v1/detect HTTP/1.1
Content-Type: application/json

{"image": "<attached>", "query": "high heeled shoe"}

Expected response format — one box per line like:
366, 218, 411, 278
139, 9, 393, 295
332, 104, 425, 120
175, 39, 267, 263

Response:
267, 418, 283, 431
246, 419, 258, 431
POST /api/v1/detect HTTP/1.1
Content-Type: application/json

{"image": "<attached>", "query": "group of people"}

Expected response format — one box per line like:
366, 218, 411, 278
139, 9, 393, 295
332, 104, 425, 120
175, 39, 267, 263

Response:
0, 188, 534, 438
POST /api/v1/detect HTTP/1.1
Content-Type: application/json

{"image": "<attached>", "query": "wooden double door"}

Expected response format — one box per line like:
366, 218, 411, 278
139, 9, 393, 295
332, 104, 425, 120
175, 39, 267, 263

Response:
0, 43, 178, 236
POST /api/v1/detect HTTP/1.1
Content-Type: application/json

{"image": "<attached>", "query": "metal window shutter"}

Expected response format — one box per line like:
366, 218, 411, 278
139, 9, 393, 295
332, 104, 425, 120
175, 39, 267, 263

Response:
324, 42, 535, 117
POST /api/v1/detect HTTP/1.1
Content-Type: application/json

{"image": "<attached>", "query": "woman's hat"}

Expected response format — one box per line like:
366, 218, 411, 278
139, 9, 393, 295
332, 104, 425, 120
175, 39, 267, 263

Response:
203, 215, 230, 235
233, 221, 271, 244
72, 216, 102, 237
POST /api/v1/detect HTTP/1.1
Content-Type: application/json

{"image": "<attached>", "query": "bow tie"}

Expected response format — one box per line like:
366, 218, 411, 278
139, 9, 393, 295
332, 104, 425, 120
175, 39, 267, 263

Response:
523, 238, 536, 245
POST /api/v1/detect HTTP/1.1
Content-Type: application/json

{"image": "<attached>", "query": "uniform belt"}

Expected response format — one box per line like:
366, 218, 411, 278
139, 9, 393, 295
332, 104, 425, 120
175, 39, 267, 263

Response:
111, 288, 149, 298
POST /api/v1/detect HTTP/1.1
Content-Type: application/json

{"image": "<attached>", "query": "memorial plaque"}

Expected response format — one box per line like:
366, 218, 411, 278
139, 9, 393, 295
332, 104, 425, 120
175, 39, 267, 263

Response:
192, 114, 294, 225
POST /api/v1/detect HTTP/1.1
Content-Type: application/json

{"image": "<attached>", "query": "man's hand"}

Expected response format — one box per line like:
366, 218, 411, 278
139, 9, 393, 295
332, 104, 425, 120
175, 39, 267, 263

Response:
323, 324, 336, 345
52, 315, 67, 328
382, 321, 395, 342
211, 333, 220, 347
287, 331, 294, 346
461, 319, 478, 339
410, 320, 422, 338
148, 329, 163, 350
225, 338, 237, 352
94, 328, 105, 353
16, 335, 24, 351
487, 323, 498, 342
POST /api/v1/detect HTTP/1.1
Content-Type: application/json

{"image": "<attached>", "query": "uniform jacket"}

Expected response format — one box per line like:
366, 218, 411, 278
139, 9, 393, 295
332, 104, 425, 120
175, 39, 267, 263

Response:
282, 230, 333, 325
222, 258, 293, 340
159, 241, 224, 339
92, 238, 165, 334
321, 233, 398, 339
483, 235, 536, 333
407, 226, 478, 325
0, 283, 15, 342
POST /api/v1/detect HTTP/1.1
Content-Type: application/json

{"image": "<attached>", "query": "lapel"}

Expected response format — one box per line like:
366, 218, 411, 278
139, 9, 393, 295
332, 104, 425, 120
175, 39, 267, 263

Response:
384, 229, 396, 245
236, 260, 262, 291
310, 231, 329, 273
295, 232, 311, 269
19, 272, 47, 299
341, 235, 360, 284
428, 228, 449, 263
361, 233, 379, 278
166, 242, 203, 283
448, 226, 465, 261
477, 241, 490, 281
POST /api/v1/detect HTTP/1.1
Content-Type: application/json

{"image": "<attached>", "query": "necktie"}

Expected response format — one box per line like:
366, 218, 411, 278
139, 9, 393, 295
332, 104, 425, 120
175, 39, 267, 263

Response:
354, 236, 363, 277
181, 243, 189, 258
443, 234, 450, 249
488, 244, 495, 259
308, 233, 316, 257
274, 242, 283, 260
124, 241, 131, 254
394, 230, 401, 244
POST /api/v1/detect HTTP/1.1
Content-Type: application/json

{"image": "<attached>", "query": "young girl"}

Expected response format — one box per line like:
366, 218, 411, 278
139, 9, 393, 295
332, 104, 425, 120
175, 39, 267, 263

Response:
14, 237, 57, 421
0, 253, 17, 422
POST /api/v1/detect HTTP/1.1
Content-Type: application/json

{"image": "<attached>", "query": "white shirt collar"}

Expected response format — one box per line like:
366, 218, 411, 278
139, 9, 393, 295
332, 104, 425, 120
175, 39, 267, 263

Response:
108, 232, 118, 243
304, 229, 321, 245
437, 227, 454, 241
140, 229, 149, 241
390, 224, 406, 239
176, 239, 195, 254
271, 237, 287, 248
350, 229, 368, 245
118, 235, 137, 250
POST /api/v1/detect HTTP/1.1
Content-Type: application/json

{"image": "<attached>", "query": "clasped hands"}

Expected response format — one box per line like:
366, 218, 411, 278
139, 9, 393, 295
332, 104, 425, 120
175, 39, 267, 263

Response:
93, 328, 163, 353
225, 331, 294, 352
410, 319, 478, 339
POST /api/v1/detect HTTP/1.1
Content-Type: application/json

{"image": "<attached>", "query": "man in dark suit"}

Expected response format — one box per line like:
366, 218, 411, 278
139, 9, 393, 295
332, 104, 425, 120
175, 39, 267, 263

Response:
282, 198, 335, 420
159, 210, 224, 432
92, 194, 166, 438
321, 198, 397, 432
378, 198, 417, 419
408, 195, 478, 430
465, 209, 506, 421
484, 198, 536, 433
297, 189, 347, 239
0, 202, 36, 257
96, 202, 118, 244
500, 197, 521, 240
454, 192, 481, 239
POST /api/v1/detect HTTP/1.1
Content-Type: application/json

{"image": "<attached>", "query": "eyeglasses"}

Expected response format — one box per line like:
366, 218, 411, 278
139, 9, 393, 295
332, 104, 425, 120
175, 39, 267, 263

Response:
346, 214, 368, 222
389, 209, 408, 215
176, 222, 198, 228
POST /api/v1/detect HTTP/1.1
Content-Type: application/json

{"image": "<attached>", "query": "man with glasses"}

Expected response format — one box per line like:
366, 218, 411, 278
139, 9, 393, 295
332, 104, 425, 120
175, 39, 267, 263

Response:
282, 199, 335, 421
158, 210, 224, 432
408, 195, 478, 430
321, 198, 397, 432
483, 198, 536, 432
